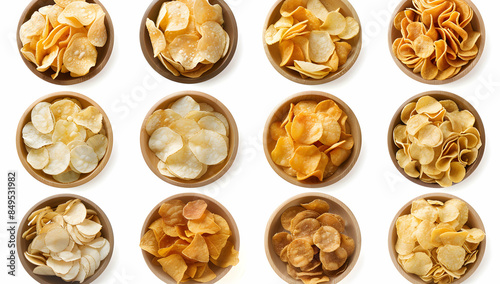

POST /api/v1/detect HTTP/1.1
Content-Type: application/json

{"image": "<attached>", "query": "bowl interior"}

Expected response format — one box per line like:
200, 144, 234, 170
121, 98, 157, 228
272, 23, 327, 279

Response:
140, 193, 240, 284
388, 0, 485, 84
388, 193, 486, 284
140, 0, 238, 84
265, 192, 361, 283
140, 91, 238, 187
263, 0, 362, 85
16, 91, 113, 188
17, 0, 114, 85
264, 91, 362, 188
387, 90, 485, 188
17, 194, 114, 284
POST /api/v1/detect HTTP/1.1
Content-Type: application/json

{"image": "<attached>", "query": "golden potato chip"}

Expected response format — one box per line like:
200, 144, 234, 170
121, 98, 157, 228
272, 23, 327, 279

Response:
281, 206, 306, 231
403, 252, 433, 276
316, 213, 344, 233
320, 11, 346, 36
437, 244, 465, 271
334, 41, 351, 66
308, 31, 335, 63
168, 34, 200, 70
158, 254, 188, 283
307, 0, 329, 21
272, 232, 293, 256
213, 214, 231, 235
20, 11, 46, 46
290, 145, 322, 175
338, 17, 360, 40
182, 233, 209, 263
73, 106, 103, 134
209, 240, 238, 268
171, 96, 200, 117
290, 210, 321, 232
183, 200, 207, 220
146, 18, 167, 58
287, 238, 314, 267
301, 199, 329, 214
292, 218, 321, 242
197, 21, 226, 64
193, 0, 223, 25
159, 200, 187, 227
440, 231, 468, 246
313, 226, 340, 252
160, 1, 190, 31
271, 136, 295, 167
291, 113, 323, 145
88, 13, 107, 47
204, 233, 229, 260
320, 246, 347, 271
188, 212, 220, 235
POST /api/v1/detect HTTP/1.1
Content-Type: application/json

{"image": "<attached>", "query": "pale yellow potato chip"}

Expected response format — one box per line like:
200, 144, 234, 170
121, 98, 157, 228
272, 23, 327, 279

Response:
52, 120, 84, 145
20, 11, 46, 46
403, 252, 433, 276
437, 244, 466, 271
88, 13, 107, 47
73, 106, 103, 134
59, 2, 97, 26
149, 127, 184, 162
188, 129, 228, 165
70, 145, 98, 173
169, 118, 201, 139
86, 134, 108, 160
146, 109, 182, 135
161, 1, 190, 31
309, 31, 335, 63
193, 0, 223, 25
50, 99, 81, 121
198, 116, 226, 136
54, 0, 84, 8
43, 142, 70, 175
170, 96, 200, 117
321, 11, 346, 36
27, 147, 50, 170
307, 0, 329, 21
338, 17, 360, 40
31, 102, 55, 134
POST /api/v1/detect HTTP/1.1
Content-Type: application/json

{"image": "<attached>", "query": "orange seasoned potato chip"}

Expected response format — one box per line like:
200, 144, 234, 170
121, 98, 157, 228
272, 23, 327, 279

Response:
272, 198, 355, 283
270, 99, 354, 182
141, 199, 239, 282
394, 198, 485, 283
266, 1, 359, 79
393, 95, 481, 187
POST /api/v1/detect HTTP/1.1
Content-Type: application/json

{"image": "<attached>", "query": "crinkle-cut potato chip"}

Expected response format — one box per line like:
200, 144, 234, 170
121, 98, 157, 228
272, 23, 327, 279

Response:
43, 142, 71, 175
188, 129, 228, 165
23, 122, 53, 149
27, 148, 50, 170
73, 106, 103, 134
183, 200, 207, 220
70, 144, 98, 173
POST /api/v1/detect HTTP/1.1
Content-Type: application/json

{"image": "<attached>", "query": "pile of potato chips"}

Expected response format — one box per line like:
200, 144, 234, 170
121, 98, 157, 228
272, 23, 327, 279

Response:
395, 198, 485, 283
393, 95, 481, 187
140, 199, 239, 283
22, 199, 110, 282
146, 96, 229, 180
272, 199, 355, 283
392, 0, 480, 81
19, 0, 108, 79
265, 0, 359, 79
146, 0, 230, 78
270, 99, 353, 182
22, 98, 108, 183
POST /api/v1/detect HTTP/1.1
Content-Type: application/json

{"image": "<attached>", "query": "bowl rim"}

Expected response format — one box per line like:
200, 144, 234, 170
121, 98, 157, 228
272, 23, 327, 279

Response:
139, 0, 238, 84
16, 0, 115, 85
388, 192, 486, 284
139, 90, 239, 188
17, 193, 114, 284
16, 91, 114, 188
262, 0, 362, 85
263, 90, 362, 188
386, 90, 486, 188
264, 192, 362, 284
140, 192, 240, 284
387, 0, 485, 85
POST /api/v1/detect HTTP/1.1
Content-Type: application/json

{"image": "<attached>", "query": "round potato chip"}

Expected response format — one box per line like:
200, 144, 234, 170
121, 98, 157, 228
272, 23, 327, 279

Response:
166, 145, 204, 179
43, 142, 70, 175
52, 120, 84, 145
271, 136, 295, 167
63, 35, 98, 76
88, 13, 107, 47
86, 134, 107, 160
157, 160, 175, 177
403, 252, 432, 276
338, 17, 360, 40
437, 244, 466, 271
309, 31, 335, 63
73, 106, 103, 134
146, 109, 182, 135
23, 122, 53, 149
188, 129, 228, 165
149, 127, 184, 162
413, 35, 434, 59
193, 0, 224, 25
281, 206, 306, 231
198, 116, 227, 136
272, 232, 293, 255
31, 102, 55, 134
171, 96, 200, 117
27, 147, 50, 170
291, 113, 323, 145
20, 11, 46, 46
290, 145, 321, 175
183, 200, 207, 220
50, 99, 81, 122
287, 238, 314, 268
162, 1, 190, 31
70, 145, 98, 174
53, 170, 81, 183
321, 11, 346, 36
320, 246, 347, 271
313, 226, 341, 252
292, 218, 321, 242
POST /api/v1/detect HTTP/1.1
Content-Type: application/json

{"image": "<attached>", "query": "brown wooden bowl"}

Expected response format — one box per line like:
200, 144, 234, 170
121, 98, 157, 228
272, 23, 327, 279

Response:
140, 91, 238, 187
140, 0, 238, 84
263, 0, 362, 85
17, 193, 114, 284
263, 91, 362, 188
388, 0, 485, 85
265, 192, 361, 283
16, 91, 113, 188
388, 193, 486, 284
16, 0, 114, 85
140, 192, 240, 284
387, 90, 485, 188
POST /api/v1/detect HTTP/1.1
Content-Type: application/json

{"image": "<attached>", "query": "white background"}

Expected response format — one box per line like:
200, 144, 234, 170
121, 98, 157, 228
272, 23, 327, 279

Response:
1, 0, 499, 283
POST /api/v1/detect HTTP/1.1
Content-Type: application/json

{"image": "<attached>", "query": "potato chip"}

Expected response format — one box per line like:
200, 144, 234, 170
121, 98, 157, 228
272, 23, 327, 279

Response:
188, 211, 220, 235
193, 0, 223, 25
149, 127, 184, 162
188, 129, 228, 165
320, 11, 346, 36
182, 233, 209, 263
166, 145, 204, 180
307, 0, 329, 22
171, 96, 200, 117
437, 244, 465, 271
272, 232, 293, 255
43, 142, 71, 175
88, 13, 107, 47
20, 11, 46, 46
313, 226, 340, 252
159, 200, 187, 227
209, 240, 238, 268
146, 109, 182, 135
287, 238, 314, 267
197, 21, 226, 64
158, 254, 187, 283
23, 122, 53, 149
291, 113, 323, 144
320, 246, 347, 271
160, 1, 190, 31
403, 252, 433, 276
290, 145, 321, 175
301, 199, 329, 214
27, 148, 50, 170
169, 34, 200, 70
183, 200, 207, 220
308, 31, 335, 63
70, 145, 98, 173
338, 17, 359, 40
146, 18, 166, 58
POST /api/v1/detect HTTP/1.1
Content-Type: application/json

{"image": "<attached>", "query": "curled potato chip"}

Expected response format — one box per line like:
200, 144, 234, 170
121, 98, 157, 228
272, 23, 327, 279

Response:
194, 0, 223, 25
309, 31, 335, 63
88, 13, 107, 47
271, 136, 295, 167
281, 206, 305, 231
301, 199, 329, 214
188, 129, 228, 165
168, 34, 200, 70
146, 18, 167, 58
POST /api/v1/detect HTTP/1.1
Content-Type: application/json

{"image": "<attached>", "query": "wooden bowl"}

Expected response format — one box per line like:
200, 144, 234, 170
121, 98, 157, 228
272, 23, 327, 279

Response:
140, 0, 238, 84
140, 192, 240, 284
17, 193, 114, 284
263, 91, 362, 188
265, 192, 361, 283
388, 0, 485, 84
140, 91, 238, 187
388, 193, 486, 283
387, 90, 485, 188
16, 0, 114, 85
263, 0, 362, 85
16, 91, 113, 188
